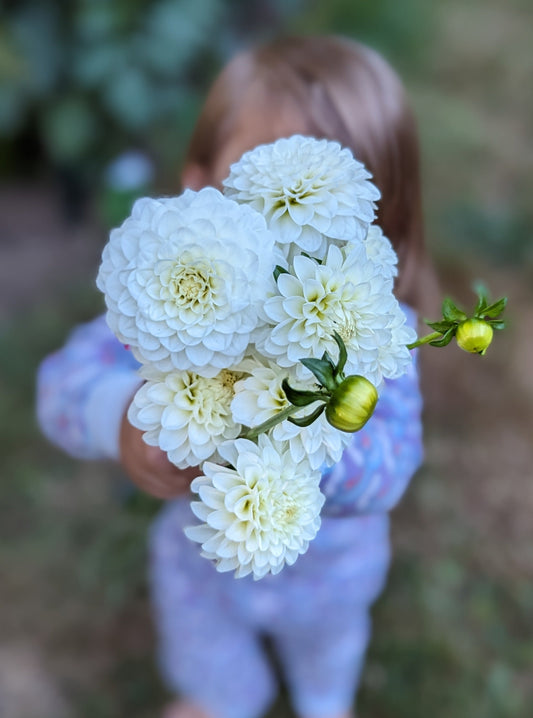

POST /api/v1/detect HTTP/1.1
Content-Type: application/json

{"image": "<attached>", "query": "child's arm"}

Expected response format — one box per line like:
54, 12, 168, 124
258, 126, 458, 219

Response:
37, 315, 141, 460
36, 315, 196, 498
320, 311, 424, 518
319, 360, 423, 516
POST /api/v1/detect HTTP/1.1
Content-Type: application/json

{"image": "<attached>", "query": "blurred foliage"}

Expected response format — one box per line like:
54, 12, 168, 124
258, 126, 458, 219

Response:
0, 0, 438, 184
291, 0, 434, 73
441, 203, 533, 266
0, 0, 306, 179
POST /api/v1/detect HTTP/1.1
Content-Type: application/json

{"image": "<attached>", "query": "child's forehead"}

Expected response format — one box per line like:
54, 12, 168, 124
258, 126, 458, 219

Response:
210, 103, 308, 186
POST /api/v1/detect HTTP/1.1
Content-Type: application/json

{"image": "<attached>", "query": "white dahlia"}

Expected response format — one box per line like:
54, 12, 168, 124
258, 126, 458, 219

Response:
223, 135, 380, 262
259, 243, 412, 387
96, 188, 277, 376
127, 365, 244, 468
230, 354, 290, 426
377, 304, 418, 379
231, 358, 352, 470
364, 225, 398, 279
184, 436, 325, 579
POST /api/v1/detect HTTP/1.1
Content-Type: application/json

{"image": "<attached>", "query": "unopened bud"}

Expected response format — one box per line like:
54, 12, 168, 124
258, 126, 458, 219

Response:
456, 318, 493, 355
325, 375, 378, 432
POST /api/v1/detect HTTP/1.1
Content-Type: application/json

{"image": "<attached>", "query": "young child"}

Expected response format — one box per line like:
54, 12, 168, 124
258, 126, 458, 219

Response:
37, 35, 435, 718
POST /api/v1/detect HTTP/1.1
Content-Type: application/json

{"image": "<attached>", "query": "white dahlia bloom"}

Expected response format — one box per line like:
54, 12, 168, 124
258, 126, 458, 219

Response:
364, 225, 398, 279
232, 358, 352, 470
259, 243, 412, 387
96, 188, 277, 376
230, 354, 290, 426
185, 436, 325, 579
127, 365, 244, 469
378, 304, 418, 379
223, 135, 380, 262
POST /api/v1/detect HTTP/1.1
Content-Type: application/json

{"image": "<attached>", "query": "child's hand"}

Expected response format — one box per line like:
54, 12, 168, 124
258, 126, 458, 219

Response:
119, 414, 199, 499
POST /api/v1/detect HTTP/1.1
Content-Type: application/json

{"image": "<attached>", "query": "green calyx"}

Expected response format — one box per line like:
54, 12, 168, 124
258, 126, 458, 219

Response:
283, 332, 377, 431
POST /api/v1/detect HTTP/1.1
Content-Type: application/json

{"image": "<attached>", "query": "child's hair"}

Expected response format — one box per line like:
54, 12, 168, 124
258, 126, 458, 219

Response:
185, 35, 436, 312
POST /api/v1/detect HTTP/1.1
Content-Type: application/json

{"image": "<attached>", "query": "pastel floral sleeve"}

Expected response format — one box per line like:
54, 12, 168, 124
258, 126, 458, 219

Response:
320, 329, 424, 517
36, 315, 142, 460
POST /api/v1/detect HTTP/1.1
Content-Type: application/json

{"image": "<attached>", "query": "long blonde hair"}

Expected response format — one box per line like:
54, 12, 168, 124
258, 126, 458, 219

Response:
185, 35, 437, 312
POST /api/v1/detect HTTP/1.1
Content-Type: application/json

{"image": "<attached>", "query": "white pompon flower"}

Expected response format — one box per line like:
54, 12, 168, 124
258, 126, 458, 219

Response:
364, 225, 398, 279
232, 358, 352, 470
259, 243, 411, 387
270, 410, 352, 470
96, 188, 277, 376
377, 304, 418, 379
127, 366, 243, 469
223, 135, 380, 261
184, 436, 325, 579
231, 354, 290, 427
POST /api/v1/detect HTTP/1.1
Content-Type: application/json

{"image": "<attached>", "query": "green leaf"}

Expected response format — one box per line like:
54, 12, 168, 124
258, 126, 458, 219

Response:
41, 96, 98, 162
321, 350, 335, 368
273, 265, 289, 282
299, 358, 336, 391
473, 281, 490, 314
488, 320, 506, 330
481, 296, 507, 319
332, 331, 347, 378
301, 252, 322, 264
426, 319, 454, 333
281, 378, 327, 407
442, 297, 467, 323
429, 327, 455, 347
288, 403, 326, 427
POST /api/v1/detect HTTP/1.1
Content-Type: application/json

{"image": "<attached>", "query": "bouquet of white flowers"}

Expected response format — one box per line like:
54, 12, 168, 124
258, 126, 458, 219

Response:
96, 135, 506, 580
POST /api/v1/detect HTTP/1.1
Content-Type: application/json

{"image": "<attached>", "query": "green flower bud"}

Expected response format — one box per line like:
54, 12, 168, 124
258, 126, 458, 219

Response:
456, 318, 493, 355
325, 375, 378, 432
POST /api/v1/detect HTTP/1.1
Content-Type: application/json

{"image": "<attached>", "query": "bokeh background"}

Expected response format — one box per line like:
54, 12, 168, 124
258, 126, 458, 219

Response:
1, 1, 532, 717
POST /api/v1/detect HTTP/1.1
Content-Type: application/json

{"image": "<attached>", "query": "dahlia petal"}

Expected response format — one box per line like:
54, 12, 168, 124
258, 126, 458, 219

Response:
183, 524, 213, 543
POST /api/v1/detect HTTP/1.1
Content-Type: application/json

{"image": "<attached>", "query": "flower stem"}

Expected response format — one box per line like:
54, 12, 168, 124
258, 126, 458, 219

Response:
244, 404, 311, 441
406, 331, 443, 350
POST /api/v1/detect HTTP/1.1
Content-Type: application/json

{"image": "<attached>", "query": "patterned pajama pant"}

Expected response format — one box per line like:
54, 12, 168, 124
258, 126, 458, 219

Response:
149, 500, 390, 718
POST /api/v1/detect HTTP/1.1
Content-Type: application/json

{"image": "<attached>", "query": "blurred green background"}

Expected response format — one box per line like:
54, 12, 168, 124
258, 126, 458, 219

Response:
1, 1, 532, 717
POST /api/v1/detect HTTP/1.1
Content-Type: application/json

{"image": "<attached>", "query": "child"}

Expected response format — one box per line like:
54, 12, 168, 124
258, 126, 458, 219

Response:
37, 35, 435, 718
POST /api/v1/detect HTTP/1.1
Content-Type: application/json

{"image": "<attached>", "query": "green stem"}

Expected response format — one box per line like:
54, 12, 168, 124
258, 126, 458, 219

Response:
243, 403, 313, 441
406, 331, 444, 350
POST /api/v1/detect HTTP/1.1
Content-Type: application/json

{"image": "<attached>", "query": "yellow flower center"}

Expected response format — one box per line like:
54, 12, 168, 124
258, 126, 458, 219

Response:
169, 264, 213, 306
335, 317, 358, 343
176, 370, 242, 426
219, 369, 244, 390
282, 501, 298, 521
272, 492, 299, 527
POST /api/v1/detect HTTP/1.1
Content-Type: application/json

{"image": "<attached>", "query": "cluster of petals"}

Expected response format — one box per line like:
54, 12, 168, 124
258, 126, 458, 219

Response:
377, 306, 418, 379
96, 188, 277, 377
223, 135, 380, 262
232, 357, 352, 470
364, 225, 398, 279
185, 436, 325, 579
259, 243, 411, 388
127, 365, 242, 469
